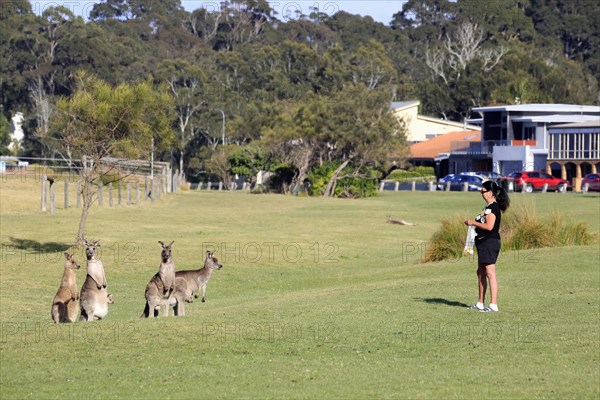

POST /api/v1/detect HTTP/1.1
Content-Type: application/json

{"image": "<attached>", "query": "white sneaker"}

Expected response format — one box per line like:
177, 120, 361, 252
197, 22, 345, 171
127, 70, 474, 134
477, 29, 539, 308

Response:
480, 307, 498, 312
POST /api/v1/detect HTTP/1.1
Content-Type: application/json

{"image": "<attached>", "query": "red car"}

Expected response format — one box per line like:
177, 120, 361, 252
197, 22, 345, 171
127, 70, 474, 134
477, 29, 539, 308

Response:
582, 173, 600, 192
501, 171, 570, 193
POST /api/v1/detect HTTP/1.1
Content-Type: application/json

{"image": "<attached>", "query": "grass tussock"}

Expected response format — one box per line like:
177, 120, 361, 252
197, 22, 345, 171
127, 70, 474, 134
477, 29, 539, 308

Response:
423, 217, 467, 262
423, 197, 598, 263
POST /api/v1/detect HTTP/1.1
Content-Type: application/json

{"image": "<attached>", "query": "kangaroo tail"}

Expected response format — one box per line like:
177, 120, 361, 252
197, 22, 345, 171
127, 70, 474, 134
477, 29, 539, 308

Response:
141, 302, 149, 318
51, 303, 62, 323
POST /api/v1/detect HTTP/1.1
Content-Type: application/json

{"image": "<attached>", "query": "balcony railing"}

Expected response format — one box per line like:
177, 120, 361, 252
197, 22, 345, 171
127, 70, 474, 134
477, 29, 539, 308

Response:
450, 140, 538, 155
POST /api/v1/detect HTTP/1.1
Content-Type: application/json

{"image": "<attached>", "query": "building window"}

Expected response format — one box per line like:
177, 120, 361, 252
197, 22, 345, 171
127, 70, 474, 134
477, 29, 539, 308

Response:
549, 131, 600, 160
523, 126, 536, 141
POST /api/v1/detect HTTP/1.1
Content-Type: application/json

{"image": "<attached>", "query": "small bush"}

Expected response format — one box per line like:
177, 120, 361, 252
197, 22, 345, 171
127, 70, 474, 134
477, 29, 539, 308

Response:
422, 218, 466, 262
387, 167, 435, 182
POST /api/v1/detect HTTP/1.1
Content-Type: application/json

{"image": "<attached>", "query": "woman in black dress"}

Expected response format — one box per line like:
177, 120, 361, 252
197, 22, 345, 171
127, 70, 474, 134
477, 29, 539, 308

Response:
464, 180, 510, 312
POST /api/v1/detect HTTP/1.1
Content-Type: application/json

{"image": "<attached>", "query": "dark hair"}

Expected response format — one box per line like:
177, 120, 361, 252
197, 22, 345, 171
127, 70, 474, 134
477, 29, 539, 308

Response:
483, 180, 510, 212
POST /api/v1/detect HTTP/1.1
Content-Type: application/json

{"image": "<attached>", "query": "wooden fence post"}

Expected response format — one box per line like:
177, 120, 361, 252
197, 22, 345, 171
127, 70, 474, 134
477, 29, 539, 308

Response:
150, 178, 155, 204
118, 182, 122, 205
50, 182, 56, 215
41, 175, 47, 213
127, 182, 132, 205
109, 182, 113, 207
98, 182, 103, 206
64, 180, 69, 209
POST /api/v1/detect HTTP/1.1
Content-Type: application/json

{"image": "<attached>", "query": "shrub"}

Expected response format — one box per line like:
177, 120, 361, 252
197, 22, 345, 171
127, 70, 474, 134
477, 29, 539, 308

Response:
308, 162, 380, 198
387, 167, 435, 182
422, 217, 466, 262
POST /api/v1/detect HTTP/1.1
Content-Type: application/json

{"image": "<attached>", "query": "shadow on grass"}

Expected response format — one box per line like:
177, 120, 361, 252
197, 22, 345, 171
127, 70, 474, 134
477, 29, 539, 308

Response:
417, 297, 469, 308
7, 237, 73, 253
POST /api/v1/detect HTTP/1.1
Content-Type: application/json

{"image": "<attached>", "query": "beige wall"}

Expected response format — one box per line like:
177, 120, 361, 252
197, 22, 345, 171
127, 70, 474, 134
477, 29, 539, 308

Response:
393, 105, 470, 142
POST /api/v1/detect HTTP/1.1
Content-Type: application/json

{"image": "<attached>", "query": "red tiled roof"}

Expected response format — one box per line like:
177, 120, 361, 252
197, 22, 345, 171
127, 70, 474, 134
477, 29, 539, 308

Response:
410, 130, 481, 159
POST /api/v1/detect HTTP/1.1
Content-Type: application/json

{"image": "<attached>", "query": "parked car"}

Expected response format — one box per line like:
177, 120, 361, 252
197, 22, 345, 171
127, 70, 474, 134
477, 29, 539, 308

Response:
582, 173, 600, 192
475, 171, 504, 182
436, 174, 455, 190
447, 174, 485, 191
500, 171, 570, 193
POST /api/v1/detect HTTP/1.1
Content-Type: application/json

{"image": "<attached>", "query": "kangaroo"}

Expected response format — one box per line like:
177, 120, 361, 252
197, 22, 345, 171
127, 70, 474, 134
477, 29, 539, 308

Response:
387, 215, 418, 226
51, 252, 81, 323
169, 251, 223, 316
141, 241, 176, 318
169, 277, 194, 317
79, 239, 111, 321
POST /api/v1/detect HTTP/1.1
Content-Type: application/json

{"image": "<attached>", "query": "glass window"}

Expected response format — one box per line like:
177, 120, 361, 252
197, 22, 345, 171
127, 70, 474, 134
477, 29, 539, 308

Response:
523, 126, 536, 140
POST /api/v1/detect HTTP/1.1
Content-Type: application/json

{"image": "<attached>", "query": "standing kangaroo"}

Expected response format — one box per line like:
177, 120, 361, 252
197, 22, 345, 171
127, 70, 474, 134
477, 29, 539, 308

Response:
51, 252, 81, 323
79, 239, 111, 321
141, 241, 176, 318
169, 251, 223, 316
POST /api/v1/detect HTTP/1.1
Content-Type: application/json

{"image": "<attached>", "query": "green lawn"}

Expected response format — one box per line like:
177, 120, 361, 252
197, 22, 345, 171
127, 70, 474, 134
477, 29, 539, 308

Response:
1, 175, 599, 399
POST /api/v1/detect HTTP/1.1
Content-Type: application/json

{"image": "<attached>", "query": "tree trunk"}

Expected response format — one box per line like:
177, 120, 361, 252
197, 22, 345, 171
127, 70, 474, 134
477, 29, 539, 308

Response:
289, 146, 312, 195
323, 159, 352, 197
76, 156, 94, 244
179, 150, 185, 183
77, 200, 90, 244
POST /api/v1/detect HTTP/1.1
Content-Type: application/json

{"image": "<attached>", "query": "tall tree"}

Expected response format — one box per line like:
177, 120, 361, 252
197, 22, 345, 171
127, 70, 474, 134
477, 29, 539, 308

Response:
156, 59, 208, 178
49, 72, 174, 242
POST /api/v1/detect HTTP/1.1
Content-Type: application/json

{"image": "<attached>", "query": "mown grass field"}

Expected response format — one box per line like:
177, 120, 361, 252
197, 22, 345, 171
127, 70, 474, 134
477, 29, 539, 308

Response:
1, 173, 599, 399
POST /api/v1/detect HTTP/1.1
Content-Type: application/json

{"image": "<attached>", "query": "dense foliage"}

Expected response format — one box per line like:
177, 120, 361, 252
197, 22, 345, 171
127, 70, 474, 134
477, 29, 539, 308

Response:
1, 0, 598, 196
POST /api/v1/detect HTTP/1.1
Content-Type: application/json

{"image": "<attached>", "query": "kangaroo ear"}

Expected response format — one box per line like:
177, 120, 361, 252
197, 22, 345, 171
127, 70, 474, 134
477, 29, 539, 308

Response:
95, 241, 101, 247
167, 241, 174, 247
158, 241, 165, 248
64, 252, 71, 259
83, 239, 88, 246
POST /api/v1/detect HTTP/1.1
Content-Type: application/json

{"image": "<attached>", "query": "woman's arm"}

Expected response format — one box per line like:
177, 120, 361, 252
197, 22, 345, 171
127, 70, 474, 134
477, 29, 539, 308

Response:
464, 213, 496, 231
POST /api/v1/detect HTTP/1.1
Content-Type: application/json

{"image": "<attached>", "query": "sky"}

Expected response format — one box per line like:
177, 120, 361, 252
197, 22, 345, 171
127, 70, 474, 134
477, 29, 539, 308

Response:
30, 0, 404, 25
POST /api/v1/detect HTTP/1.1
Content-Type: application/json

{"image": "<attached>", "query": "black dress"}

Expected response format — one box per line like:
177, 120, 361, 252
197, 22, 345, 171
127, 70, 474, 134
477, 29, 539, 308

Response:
475, 202, 501, 265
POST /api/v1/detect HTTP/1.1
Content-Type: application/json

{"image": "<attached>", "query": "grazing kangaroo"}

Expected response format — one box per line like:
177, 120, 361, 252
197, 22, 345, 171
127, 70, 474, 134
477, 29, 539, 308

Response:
141, 241, 176, 318
51, 252, 81, 323
169, 251, 223, 316
79, 239, 111, 321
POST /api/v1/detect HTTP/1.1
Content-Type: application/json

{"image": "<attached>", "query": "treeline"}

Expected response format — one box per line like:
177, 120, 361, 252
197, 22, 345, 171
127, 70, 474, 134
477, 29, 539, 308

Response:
1, 0, 598, 196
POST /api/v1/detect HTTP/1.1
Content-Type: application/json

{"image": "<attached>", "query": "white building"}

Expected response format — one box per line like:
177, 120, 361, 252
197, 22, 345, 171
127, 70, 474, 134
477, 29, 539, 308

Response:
9, 112, 25, 151
465, 104, 600, 187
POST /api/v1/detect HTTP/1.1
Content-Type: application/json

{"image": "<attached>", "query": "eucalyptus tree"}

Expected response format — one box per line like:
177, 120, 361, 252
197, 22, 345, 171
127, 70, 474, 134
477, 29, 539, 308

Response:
156, 58, 208, 179
0, 113, 11, 155
0, 0, 34, 115
49, 72, 174, 242
319, 84, 407, 197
